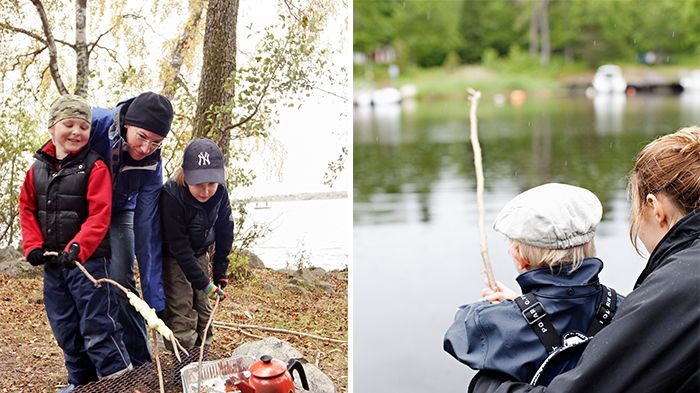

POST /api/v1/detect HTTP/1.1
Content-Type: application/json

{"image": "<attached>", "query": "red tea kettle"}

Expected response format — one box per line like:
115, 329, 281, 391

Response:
234, 355, 310, 393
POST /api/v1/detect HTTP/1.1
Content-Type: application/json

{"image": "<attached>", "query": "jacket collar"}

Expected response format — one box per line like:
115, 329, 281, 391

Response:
634, 207, 700, 288
35, 140, 89, 167
516, 258, 604, 294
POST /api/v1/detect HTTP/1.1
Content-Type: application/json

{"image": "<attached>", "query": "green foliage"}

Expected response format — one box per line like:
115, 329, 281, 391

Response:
287, 239, 311, 271
442, 50, 461, 72
0, 91, 43, 247
355, 0, 700, 70
226, 250, 252, 284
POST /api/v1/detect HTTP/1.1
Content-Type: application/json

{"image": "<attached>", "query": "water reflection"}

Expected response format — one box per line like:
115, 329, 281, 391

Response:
593, 93, 626, 134
680, 91, 700, 123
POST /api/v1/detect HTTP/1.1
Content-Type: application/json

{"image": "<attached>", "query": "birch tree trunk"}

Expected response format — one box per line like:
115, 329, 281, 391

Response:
30, 0, 69, 95
75, 0, 89, 96
539, 0, 550, 66
162, 0, 206, 99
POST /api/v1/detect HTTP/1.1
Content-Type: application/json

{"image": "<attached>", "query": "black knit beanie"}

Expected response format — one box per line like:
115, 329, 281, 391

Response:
123, 92, 174, 137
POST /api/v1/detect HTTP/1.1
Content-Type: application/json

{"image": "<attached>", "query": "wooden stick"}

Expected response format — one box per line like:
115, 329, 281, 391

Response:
212, 321, 347, 344
467, 88, 498, 291
197, 295, 220, 393
152, 330, 165, 393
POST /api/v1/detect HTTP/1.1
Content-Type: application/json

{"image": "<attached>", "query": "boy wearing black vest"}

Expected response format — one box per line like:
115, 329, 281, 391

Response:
19, 95, 132, 392
444, 183, 624, 386
160, 138, 232, 350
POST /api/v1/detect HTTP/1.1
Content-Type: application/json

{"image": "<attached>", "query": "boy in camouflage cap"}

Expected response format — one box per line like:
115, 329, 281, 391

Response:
19, 94, 132, 391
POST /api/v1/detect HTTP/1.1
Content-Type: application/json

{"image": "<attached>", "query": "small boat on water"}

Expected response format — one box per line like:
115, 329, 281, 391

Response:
680, 70, 700, 92
254, 201, 271, 209
592, 65, 627, 94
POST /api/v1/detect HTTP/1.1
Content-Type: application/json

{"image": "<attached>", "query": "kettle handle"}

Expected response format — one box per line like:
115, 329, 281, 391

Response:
287, 359, 310, 391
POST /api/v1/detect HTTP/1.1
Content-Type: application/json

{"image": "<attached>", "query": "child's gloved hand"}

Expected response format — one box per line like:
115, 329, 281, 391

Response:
481, 280, 519, 304
27, 248, 46, 266
203, 282, 226, 301
213, 273, 228, 289
57, 243, 80, 269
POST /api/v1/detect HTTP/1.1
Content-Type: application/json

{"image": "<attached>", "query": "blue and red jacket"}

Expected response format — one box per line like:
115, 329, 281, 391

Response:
90, 97, 165, 311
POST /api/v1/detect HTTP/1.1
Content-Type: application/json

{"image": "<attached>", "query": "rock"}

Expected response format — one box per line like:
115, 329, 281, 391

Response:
239, 249, 265, 269
317, 281, 335, 292
232, 337, 336, 393
285, 283, 306, 294
0, 259, 42, 278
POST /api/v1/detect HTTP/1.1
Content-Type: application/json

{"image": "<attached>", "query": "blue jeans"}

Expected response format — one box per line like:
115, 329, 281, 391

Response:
44, 258, 131, 385
110, 210, 151, 366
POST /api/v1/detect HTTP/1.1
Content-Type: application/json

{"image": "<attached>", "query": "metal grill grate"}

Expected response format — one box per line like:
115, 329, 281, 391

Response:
72, 348, 209, 393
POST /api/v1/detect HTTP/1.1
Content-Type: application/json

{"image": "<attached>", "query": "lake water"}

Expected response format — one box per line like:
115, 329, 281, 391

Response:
353, 92, 700, 392
247, 198, 349, 270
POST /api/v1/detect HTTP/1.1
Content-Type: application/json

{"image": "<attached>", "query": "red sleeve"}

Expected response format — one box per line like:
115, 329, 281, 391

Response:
67, 159, 112, 263
19, 165, 44, 256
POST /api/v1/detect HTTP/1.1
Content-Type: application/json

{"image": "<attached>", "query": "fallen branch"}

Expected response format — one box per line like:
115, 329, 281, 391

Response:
213, 321, 347, 344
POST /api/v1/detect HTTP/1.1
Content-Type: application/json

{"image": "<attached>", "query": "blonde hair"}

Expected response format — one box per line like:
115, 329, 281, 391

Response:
511, 239, 596, 272
629, 126, 700, 251
172, 167, 186, 186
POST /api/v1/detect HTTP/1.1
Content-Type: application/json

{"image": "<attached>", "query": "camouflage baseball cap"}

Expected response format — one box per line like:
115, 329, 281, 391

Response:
47, 94, 91, 128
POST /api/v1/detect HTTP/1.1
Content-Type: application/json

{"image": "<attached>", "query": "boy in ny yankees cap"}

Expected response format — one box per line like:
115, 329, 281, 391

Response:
159, 138, 233, 349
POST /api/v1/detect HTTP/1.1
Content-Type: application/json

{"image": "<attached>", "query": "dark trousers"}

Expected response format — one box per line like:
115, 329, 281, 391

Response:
109, 211, 151, 366
162, 254, 213, 350
44, 257, 131, 386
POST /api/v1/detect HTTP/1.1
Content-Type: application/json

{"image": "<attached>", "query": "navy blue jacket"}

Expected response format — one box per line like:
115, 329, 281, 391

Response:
89, 99, 165, 311
444, 258, 624, 382
469, 209, 700, 393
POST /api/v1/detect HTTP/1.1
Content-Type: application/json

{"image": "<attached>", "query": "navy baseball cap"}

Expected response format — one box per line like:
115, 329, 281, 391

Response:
182, 138, 225, 185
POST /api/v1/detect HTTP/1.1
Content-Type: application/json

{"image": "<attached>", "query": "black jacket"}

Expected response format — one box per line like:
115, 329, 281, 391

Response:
469, 208, 700, 393
34, 143, 110, 259
160, 180, 234, 290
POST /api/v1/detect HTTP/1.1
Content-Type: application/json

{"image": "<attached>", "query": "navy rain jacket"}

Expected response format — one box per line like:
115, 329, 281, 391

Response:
469, 208, 700, 393
444, 258, 624, 382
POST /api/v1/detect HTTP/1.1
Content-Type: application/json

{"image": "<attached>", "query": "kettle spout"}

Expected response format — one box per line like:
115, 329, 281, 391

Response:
233, 372, 256, 393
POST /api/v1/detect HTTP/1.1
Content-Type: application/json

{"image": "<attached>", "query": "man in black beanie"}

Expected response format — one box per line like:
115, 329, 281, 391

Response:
89, 91, 173, 366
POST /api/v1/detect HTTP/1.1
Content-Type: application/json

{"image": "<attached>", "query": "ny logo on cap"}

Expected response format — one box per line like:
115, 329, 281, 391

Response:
198, 152, 210, 166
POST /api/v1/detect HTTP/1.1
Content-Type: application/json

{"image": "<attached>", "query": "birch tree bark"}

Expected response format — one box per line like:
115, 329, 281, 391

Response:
75, 0, 89, 96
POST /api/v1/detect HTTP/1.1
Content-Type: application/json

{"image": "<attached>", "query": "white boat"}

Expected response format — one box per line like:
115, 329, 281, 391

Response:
371, 87, 402, 106
592, 65, 627, 94
680, 70, 700, 92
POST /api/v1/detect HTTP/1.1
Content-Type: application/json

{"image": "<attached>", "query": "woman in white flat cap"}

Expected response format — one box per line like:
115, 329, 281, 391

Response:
444, 183, 623, 386
469, 126, 700, 393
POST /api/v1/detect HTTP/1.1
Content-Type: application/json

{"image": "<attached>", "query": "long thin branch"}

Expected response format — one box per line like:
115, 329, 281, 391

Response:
29, 0, 68, 94
467, 88, 497, 291
0, 22, 74, 47
213, 321, 347, 344
222, 33, 293, 133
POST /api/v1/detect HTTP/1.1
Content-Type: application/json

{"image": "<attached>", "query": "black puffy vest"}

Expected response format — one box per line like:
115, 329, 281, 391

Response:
33, 146, 111, 259
162, 181, 223, 257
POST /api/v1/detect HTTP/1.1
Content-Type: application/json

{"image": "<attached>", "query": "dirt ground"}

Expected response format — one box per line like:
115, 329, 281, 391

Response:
0, 268, 347, 393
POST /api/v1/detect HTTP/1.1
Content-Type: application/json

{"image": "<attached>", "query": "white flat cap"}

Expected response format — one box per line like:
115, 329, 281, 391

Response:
493, 183, 603, 249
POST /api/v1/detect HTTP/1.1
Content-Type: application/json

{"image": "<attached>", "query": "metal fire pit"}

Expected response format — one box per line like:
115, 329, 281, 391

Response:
72, 348, 209, 393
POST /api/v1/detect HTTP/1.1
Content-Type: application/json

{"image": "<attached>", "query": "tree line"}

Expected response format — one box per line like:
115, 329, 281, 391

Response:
354, 0, 700, 68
